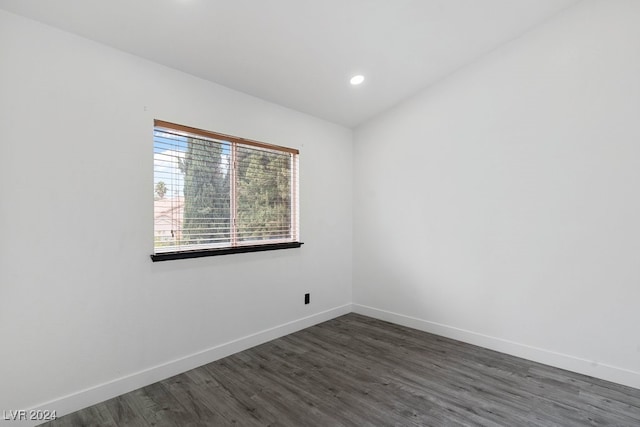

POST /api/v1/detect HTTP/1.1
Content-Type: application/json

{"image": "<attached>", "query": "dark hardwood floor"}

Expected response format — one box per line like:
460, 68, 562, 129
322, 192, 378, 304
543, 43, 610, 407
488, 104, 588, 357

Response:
41, 313, 640, 426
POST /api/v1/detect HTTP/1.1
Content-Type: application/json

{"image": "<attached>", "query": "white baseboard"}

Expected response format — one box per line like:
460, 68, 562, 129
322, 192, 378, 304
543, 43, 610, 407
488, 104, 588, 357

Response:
352, 303, 640, 390
15, 304, 352, 427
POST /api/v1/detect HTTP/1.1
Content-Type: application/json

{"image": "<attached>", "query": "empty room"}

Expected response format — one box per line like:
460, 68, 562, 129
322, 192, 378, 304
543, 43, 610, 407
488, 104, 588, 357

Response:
1, 0, 639, 425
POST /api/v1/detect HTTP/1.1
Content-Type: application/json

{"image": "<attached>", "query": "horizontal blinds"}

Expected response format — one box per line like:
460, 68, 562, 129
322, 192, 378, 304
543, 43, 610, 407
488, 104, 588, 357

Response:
153, 120, 299, 254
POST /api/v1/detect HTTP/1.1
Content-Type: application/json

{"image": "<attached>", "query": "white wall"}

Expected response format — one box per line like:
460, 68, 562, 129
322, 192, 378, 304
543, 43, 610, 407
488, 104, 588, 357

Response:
2, 0, 640, 418
353, 0, 640, 389
0, 9, 352, 415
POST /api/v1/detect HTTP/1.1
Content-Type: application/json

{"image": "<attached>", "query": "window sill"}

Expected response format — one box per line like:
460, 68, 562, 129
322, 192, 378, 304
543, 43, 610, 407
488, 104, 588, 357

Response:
150, 242, 304, 262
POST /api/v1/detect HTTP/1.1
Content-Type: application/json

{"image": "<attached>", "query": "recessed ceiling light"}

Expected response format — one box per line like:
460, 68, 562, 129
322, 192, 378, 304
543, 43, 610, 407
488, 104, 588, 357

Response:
350, 75, 365, 85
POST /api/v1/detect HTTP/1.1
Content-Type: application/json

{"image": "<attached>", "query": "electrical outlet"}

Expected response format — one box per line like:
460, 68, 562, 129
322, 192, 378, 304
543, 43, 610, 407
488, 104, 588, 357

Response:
304, 293, 310, 304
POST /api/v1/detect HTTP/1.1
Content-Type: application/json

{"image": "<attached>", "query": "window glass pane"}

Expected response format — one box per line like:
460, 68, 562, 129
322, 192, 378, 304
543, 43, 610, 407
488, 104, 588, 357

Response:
182, 136, 231, 247
153, 130, 187, 251
236, 145, 292, 242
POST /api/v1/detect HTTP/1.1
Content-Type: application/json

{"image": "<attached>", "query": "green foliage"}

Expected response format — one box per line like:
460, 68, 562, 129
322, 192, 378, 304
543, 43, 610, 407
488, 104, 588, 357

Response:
237, 149, 291, 241
180, 138, 230, 245
179, 139, 292, 246
155, 181, 167, 199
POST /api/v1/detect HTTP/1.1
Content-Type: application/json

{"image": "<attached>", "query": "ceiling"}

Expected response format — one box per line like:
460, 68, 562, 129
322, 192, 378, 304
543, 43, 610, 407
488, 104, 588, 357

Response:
0, 0, 579, 127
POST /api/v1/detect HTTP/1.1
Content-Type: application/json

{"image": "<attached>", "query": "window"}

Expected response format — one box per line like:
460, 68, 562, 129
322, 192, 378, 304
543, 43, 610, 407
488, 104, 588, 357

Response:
152, 120, 301, 261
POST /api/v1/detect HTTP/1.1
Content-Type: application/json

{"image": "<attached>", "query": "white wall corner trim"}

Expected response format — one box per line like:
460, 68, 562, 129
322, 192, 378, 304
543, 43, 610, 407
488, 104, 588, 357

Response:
22, 304, 352, 426
352, 304, 640, 390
